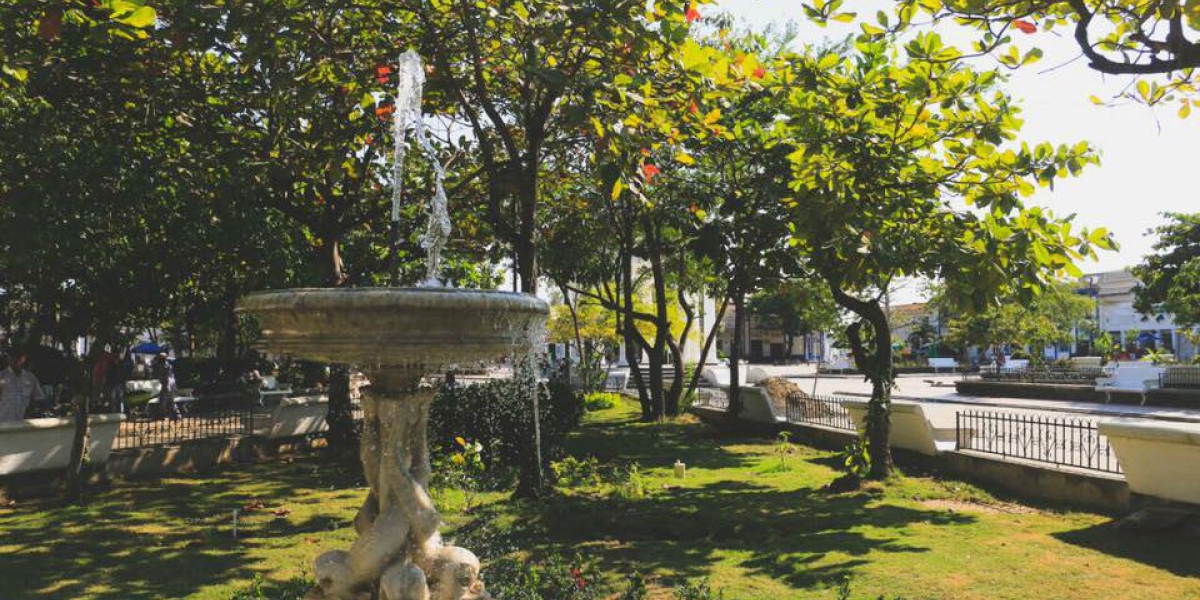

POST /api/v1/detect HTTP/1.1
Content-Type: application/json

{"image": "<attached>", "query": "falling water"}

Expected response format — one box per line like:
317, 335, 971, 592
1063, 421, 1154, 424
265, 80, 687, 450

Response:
392, 50, 545, 488
392, 50, 451, 286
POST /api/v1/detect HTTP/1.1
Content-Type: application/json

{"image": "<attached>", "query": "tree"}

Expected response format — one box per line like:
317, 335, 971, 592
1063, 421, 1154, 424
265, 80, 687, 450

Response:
1, 1, 157, 102
935, 281, 1095, 360
775, 37, 1114, 479
414, 0, 708, 294
747, 279, 840, 360
878, 0, 1200, 112
1134, 213, 1200, 337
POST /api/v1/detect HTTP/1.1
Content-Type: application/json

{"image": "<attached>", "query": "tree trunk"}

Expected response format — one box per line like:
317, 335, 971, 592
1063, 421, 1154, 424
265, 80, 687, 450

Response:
63, 351, 90, 505
621, 249, 652, 419
727, 284, 746, 420
683, 297, 729, 404
321, 235, 357, 455
647, 234, 669, 421
828, 282, 894, 479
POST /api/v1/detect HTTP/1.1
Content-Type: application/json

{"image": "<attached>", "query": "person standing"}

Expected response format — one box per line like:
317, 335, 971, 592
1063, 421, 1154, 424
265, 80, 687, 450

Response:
0, 350, 45, 421
152, 353, 180, 421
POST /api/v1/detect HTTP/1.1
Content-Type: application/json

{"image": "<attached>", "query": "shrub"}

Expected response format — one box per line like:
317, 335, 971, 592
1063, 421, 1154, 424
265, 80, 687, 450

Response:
583, 392, 620, 411
228, 575, 311, 600
674, 579, 724, 600
487, 553, 603, 600
551, 456, 647, 499
430, 380, 584, 495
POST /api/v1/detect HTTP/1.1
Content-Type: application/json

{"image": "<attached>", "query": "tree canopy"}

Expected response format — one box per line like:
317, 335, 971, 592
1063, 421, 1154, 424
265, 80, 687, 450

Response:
1134, 212, 1200, 331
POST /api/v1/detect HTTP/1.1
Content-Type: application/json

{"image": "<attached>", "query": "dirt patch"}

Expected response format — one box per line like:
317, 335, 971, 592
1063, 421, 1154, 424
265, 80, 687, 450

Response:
921, 499, 1037, 515
758, 377, 838, 420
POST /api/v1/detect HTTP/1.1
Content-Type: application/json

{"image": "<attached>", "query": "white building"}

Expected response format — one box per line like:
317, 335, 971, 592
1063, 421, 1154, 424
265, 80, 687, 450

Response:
1080, 269, 1197, 361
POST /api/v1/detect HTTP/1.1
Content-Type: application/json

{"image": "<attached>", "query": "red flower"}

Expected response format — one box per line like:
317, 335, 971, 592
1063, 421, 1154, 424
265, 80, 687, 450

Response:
753, 66, 766, 79
685, 4, 701, 22
1012, 19, 1037, 34
376, 64, 392, 84
641, 163, 660, 181
376, 104, 395, 120
688, 100, 699, 114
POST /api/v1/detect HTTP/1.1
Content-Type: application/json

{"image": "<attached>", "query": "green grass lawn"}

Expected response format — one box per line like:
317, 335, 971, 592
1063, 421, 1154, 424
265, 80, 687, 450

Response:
2, 396, 1198, 600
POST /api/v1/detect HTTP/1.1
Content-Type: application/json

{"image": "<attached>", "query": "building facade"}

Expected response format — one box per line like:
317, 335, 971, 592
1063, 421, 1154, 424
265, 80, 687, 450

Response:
1080, 269, 1197, 361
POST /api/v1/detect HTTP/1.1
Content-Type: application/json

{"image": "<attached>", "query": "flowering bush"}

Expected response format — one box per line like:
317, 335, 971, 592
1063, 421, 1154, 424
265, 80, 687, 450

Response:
433, 436, 487, 512
430, 380, 584, 495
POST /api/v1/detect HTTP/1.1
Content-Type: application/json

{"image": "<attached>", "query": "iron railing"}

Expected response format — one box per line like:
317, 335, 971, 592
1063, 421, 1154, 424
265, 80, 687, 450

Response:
784, 392, 856, 431
694, 389, 729, 410
1161, 366, 1200, 390
955, 410, 1122, 474
964, 366, 1105, 384
115, 405, 255, 450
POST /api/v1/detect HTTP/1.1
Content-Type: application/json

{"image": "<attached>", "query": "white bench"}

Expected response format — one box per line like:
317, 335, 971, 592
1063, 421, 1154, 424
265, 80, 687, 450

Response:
1095, 362, 1163, 404
842, 399, 965, 455
928, 358, 958, 373
253, 396, 329, 439
0, 414, 125, 475
1101, 419, 1200, 504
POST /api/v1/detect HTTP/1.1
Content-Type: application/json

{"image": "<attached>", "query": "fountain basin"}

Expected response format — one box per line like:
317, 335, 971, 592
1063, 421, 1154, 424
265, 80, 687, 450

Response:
237, 287, 548, 373
237, 286, 546, 600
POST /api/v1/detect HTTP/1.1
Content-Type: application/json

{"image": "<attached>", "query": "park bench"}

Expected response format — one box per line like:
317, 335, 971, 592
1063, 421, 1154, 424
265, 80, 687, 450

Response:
1095, 362, 1163, 404
928, 357, 958, 373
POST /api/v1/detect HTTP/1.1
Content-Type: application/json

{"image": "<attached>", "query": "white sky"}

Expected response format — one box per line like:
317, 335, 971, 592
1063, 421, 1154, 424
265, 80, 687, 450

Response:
717, 0, 1198, 302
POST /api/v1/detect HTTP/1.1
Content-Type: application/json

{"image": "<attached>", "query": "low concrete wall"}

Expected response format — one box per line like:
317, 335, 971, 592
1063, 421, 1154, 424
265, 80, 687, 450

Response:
956, 380, 1111, 403
1101, 419, 1200, 506
0, 414, 125, 476
0, 434, 326, 500
690, 405, 1132, 512
935, 451, 1129, 512
956, 380, 1200, 406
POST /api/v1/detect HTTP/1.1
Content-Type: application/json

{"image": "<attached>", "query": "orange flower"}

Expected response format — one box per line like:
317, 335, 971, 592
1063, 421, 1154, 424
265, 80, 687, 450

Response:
642, 164, 661, 181
685, 4, 701, 22
753, 66, 766, 79
376, 64, 392, 84
1012, 19, 1036, 34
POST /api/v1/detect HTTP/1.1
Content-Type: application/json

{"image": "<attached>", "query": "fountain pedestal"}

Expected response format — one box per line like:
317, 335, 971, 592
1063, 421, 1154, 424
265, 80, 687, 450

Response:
237, 288, 547, 600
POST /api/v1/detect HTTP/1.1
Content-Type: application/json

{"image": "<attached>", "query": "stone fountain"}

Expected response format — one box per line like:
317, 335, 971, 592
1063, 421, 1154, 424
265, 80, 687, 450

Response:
238, 288, 545, 600
236, 51, 548, 600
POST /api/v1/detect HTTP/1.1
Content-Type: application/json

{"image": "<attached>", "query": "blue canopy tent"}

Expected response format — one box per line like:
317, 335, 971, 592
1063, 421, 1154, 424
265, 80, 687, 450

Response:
131, 342, 167, 355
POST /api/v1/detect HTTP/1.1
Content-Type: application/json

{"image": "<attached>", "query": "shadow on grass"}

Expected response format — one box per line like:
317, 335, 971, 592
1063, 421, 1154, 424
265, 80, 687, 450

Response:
455, 403, 978, 593
0, 459, 363, 600
1053, 521, 1200, 579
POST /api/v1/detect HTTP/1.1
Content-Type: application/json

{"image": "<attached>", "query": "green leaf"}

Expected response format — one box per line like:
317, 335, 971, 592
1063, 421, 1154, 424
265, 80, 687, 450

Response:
119, 5, 157, 28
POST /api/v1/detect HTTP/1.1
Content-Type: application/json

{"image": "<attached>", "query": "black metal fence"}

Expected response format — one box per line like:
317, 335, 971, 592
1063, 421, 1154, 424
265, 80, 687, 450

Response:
966, 366, 1105, 384
784, 392, 856, 431
114, 406, 256, 450
694, 389, 729, 410
1162, 366, 1200, 389
955, 410, 1122, 474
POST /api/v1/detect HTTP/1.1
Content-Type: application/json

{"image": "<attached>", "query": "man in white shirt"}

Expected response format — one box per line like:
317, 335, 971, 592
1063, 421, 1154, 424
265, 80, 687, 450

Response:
0, 351, 44, 421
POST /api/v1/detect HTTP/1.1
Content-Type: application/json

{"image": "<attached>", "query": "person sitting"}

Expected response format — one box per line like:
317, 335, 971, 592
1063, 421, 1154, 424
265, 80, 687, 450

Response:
0, 349, 44, 422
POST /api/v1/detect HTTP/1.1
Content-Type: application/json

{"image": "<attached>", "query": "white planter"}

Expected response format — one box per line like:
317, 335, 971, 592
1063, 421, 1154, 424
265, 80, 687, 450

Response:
1100, 419, 1200, 504
255, 396, 329, 440
735, 387, 782, 424
842, 400, 960, 455
744, 367, 769, 385
0, 413, 125, 476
